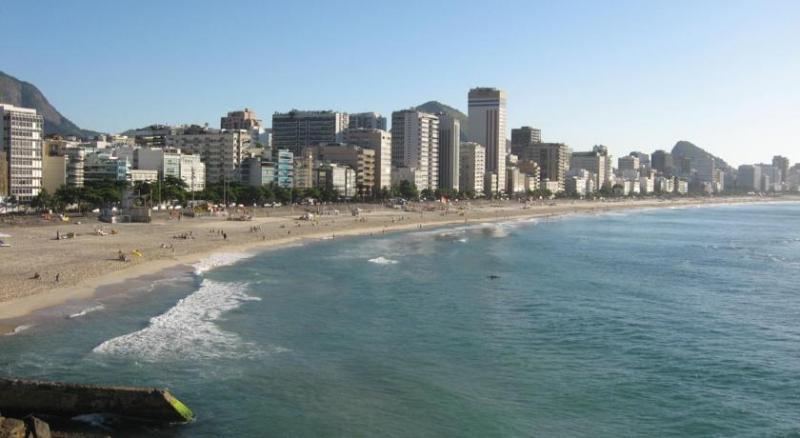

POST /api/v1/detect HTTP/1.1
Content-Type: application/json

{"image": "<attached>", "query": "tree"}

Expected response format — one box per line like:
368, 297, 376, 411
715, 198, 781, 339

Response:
240, 185, 265, 205
55, 186, 81, 210
160, 176, 188, 202
397, 180, 419, 200
31, 188, 54, 211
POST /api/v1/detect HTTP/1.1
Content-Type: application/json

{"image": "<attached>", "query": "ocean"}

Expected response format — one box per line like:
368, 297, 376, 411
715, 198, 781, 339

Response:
2, 202, 800, 437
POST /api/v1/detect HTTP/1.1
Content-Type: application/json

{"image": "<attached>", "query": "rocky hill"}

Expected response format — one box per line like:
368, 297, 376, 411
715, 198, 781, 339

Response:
415, 100, 469, 140
0, 70, 99, 139
671, 140, 732, 171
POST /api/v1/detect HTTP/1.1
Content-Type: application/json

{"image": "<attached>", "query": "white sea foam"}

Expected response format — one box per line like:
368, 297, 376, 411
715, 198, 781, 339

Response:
92, 280, 261, 361
480, 224, 509, 238
192, 252, 254, 275
68, 304, 105, 319
4, 324, 33, 336
368, 256, 398, 265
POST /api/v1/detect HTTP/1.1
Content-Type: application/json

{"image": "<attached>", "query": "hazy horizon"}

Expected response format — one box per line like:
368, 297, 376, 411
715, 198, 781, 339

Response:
2, 0, 798, 166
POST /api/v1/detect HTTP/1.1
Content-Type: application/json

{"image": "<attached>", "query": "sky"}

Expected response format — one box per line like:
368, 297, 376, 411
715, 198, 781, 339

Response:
1, 0, 798, 166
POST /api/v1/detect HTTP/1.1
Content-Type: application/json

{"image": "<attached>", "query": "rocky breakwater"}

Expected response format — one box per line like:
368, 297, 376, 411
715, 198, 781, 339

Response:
0, 378, 193, 435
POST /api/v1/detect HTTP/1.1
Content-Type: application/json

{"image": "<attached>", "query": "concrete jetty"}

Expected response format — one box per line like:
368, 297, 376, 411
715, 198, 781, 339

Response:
0, 378, 194, 423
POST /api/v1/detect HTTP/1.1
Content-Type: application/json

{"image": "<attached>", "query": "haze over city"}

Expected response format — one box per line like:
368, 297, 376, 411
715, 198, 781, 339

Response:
2, 0, 798, 166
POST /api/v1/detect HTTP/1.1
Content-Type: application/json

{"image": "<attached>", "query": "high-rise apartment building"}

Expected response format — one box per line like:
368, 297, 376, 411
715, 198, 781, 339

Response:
221, 108, 263, 131
570, 147, 611, 191
272, 110, 349, 155
468, 88, 507, 193
391, 110, 439, 191
0, 104, 44, 201
165, 125, 249, 184
651, 150, 674, 175
629, 151, 651, 169
528, 143, 571, 191
222, 108, 269, 150
772, 156, 790, 184
293, 150, 315, 191
459, 142, 485, 195
273, 149, 294, 189
437, 113, 460, 191
348, 112, 387, 131
737, 165, 761, 192
618, 155, 640, 173
344, 128, 392, 192
510, 126, 541, 156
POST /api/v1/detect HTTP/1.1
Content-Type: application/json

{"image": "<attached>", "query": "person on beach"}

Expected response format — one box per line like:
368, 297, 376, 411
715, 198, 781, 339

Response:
55, 273, 60, 282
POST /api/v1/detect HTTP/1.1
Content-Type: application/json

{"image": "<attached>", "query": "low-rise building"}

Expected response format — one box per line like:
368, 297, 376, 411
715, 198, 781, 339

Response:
315, 163, 356, 198
130, 169, 159, 183
84, 152, 130, 183
391, 166, 426, 190
240, 156, 275, 187
305, 143, 375, 197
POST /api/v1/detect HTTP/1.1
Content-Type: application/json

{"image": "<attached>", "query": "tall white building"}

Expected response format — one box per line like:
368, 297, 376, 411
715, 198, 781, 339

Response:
468, 87, 507, 194
459, 142, 485, 195
437, 113, 460, 191
0, 104, 44, 201
390, 110, 439, 191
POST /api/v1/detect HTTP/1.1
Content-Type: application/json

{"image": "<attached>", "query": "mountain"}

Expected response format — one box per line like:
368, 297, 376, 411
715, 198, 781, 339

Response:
415, 100, 469, 140
0, 71, 99, 139
671, 140, 731, 172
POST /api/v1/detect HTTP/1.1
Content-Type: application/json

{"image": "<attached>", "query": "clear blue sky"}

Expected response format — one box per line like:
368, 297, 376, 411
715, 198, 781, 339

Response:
2, 0, 798, 166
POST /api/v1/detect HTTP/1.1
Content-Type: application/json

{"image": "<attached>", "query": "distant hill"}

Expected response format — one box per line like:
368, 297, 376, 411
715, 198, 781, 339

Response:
0, 70, 99, 139
415, 101, 469, 140
671, 140, 731, 171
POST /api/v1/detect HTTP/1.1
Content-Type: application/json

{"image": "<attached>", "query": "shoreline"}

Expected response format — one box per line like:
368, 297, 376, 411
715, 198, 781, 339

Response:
1, 196, 798, 334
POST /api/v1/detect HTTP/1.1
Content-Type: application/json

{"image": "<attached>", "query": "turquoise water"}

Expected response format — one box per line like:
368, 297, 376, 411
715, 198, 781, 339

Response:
2, 202, 800, 437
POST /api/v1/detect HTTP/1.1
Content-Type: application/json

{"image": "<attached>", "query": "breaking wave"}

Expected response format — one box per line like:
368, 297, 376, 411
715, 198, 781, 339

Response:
92, 280, 261, 361
368, 256, 398, 265
192, 252, 254, 275
68, 304, 105, 319
4, 324, 33, 336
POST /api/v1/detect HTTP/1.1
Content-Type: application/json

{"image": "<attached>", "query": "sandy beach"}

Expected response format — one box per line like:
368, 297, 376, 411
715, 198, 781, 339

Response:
0, 196, 795, 333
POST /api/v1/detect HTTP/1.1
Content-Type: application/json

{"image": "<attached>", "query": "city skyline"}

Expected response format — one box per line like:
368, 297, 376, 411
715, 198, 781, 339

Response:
1, 0, 798, 167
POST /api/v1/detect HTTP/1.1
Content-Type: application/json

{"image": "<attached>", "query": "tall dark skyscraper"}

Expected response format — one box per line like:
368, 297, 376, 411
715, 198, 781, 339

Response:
651, 150, 674, 174
510, 126, 541, 157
